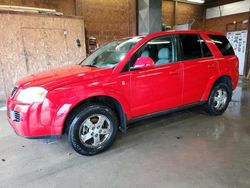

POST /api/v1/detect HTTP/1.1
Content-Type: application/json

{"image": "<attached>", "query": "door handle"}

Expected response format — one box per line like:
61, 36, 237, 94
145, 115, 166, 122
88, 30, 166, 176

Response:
169, 70, 178, 75
208, 64, 215, 69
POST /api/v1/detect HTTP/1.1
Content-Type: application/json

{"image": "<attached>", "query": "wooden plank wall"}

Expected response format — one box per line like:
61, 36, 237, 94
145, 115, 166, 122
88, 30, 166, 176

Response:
0, 13, 86, 101
0, 0, 137, 53
0, 0, 75, 15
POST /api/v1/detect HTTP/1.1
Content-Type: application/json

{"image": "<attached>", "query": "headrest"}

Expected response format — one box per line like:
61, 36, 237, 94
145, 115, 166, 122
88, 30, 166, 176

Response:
158, 48, 169, 59
141, 50, 149, 57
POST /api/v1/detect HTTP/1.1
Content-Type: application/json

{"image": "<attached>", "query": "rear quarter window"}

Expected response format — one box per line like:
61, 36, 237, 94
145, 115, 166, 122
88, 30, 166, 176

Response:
208, 34, 235, 56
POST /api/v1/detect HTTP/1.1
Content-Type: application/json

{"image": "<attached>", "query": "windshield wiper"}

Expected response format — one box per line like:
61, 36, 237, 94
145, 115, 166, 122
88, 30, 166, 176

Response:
85, 65, 96, 67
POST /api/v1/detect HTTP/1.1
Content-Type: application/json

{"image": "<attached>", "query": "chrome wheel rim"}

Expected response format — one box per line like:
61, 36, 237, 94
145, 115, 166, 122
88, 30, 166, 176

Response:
79, 114, 112, 148
213, 88, 228, 110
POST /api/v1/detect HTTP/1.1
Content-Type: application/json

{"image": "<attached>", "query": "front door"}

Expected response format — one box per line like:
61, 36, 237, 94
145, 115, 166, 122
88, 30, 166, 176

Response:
129, 35, 183, 118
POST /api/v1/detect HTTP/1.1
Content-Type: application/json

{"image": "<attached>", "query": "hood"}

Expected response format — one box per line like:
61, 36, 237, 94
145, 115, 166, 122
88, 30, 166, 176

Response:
16, 65, 113, 90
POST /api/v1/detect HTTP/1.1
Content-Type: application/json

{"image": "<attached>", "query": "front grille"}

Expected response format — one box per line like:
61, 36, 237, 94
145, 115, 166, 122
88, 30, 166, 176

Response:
11, 87, 17, 97
10, 110, 20, 122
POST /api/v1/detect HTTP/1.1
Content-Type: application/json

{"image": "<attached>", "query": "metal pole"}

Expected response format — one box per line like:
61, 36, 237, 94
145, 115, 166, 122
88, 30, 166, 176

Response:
244, 10, 250, 77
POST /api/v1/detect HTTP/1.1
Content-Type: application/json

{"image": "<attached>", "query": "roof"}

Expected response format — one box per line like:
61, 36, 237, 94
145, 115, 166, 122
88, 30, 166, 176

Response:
124, 30, 225, 40
148, 30, 224, 36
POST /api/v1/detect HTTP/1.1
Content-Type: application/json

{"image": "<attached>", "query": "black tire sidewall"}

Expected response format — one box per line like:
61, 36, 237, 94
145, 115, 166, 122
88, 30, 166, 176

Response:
68, 104, 118, 156
207, 82, 231, 115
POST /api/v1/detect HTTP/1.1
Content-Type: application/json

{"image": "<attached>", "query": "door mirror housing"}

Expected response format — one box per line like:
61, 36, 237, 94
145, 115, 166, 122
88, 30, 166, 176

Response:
132, 57, 155, 70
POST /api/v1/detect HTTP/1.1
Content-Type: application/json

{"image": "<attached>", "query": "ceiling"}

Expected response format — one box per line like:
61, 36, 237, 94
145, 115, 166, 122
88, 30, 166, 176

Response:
167, 0, 244, 7
203, 0, 243, 6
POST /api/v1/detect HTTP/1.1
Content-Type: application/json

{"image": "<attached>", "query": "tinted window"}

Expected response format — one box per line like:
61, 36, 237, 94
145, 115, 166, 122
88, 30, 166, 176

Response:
200, 38, 213, 57
208, 34, 235, 56
179, 34, 202, 60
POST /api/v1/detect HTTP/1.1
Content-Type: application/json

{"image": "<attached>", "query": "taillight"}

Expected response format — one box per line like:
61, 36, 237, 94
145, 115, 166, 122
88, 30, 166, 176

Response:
235, 57, 239, 70
231, 56, 239, 71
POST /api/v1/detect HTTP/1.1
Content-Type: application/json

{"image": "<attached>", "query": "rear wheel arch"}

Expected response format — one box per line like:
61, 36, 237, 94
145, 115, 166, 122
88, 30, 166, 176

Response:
213, 76, 232, 87
63, 96, 128, 135
202, 75, 233, 101
204, 81, 231, 115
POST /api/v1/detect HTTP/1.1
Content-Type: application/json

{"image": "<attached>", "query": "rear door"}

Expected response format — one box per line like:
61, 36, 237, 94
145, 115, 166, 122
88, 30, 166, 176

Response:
208, 34, 239, 89
177, 34, 219, 105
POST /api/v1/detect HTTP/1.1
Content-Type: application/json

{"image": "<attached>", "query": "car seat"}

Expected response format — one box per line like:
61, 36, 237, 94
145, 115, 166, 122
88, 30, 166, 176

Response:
155, 48, 170, 65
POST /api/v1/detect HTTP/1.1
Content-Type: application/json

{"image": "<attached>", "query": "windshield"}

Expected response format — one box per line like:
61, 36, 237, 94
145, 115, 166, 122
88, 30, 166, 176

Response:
81, 37, 143, 68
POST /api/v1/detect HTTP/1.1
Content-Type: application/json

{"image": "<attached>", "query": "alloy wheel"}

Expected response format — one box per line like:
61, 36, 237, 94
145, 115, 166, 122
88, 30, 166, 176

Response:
213, 88, 228, 110
79, 114, 112, 148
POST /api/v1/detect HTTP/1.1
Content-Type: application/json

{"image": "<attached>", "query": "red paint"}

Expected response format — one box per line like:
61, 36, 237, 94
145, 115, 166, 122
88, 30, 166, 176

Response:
7, 30, 239, 137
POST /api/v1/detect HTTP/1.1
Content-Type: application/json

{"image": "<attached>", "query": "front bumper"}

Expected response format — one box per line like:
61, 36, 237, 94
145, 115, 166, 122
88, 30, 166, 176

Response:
7, 99, 62, 138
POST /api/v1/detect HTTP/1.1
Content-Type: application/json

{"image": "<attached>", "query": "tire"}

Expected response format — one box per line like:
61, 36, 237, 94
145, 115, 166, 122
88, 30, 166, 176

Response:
66, 103, 118, 156
205, 82, 232, 116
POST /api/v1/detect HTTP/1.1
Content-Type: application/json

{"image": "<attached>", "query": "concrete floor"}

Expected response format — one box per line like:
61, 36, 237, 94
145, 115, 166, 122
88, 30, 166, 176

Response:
0, 79, 249, 188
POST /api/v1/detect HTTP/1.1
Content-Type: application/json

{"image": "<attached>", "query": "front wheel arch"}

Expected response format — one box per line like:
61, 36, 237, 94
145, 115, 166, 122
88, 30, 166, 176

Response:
63, 96, 127, 135
67, 103, 119, 155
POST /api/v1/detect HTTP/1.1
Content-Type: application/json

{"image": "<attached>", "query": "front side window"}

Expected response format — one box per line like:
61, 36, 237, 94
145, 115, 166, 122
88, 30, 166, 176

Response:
128, 35, 175, 69
81, 37, 142, 68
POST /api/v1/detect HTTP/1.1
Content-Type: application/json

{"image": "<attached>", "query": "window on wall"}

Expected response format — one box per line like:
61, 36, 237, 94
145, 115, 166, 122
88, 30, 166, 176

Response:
138, 35, 175, 66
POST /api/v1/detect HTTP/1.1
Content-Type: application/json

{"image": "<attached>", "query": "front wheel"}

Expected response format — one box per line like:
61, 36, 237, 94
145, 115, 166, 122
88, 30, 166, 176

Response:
205, 82, 232, 116
67, 103, 118, 156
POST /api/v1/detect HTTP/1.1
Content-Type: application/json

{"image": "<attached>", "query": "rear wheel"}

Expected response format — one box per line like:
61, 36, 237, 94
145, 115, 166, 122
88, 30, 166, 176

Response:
66, 103, 118, 156
205, 82, 232, 116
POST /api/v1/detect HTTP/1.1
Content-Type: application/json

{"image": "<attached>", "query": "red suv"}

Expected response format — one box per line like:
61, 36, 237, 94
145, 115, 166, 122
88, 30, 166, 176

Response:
7, 30, 239, 155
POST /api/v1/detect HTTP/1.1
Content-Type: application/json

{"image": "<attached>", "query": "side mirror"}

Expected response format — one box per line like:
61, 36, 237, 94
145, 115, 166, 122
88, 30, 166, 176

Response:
132, 57, 154, 70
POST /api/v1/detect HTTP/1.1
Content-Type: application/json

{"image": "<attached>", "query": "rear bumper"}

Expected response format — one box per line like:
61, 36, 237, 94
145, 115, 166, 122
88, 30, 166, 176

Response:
232, 72, 239, 90
7, 99, 62, 138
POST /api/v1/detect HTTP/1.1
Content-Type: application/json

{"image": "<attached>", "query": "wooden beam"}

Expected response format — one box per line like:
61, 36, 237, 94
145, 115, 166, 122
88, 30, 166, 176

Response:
75, 0, 83, 16
0, 5, 63, 15
202, 6, 206, 30
129, 0, 137, 35
247, 69, 250, 79
245, 12, 250, 77
174, 0, 178, 26
0, 5, 56, 12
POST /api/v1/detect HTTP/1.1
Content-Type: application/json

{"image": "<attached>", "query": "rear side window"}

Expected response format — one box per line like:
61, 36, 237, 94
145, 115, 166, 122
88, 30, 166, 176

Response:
201, 39, 213, 57
208, 34, 235, 56
179, 34, 202, 60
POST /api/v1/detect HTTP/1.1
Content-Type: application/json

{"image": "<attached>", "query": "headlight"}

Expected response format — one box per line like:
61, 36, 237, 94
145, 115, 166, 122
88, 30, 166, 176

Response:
17, 87, 48, 104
